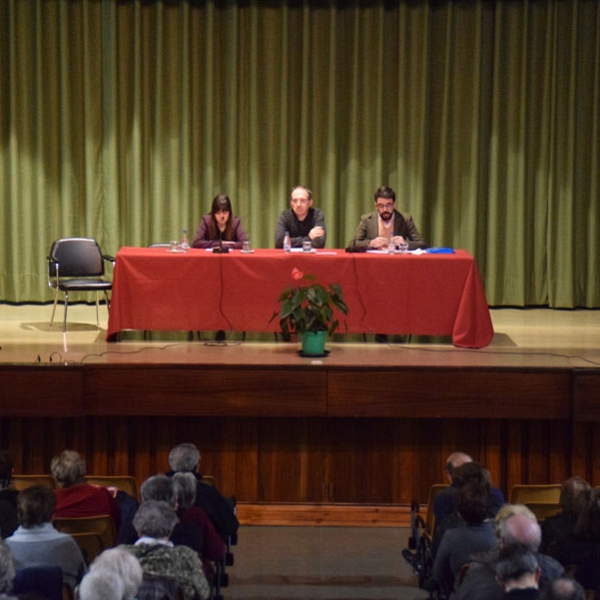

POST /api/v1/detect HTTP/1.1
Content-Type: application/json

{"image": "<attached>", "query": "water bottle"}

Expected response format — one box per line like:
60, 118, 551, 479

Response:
388, 236, 395, 254
283, 231, 291, 253
181, 229, 190, 252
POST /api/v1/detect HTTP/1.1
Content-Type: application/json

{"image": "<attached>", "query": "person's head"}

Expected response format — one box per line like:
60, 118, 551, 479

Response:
540, 577, 586, 600
499, 511, 542, 551
140, 475, 177, 506
559, 476, 592, 515
173, 472, 197, 510
289, 186, 313, 221
17, 485, 56, 528
89, 548, 143, 600
168, 443, 200, 473
456, 481, 490, 525
453, 461, 491, 489
50, 449, 86, 488
373, 186, 396, 222
0, 451, 14, 489
132, 500, 178, 540
79, 568, 125, 600
210, 194, 233, 228
444, 452, 473, 483
574, 487, 600, 541
0, 540, 15, 594
495, 544, 540, 592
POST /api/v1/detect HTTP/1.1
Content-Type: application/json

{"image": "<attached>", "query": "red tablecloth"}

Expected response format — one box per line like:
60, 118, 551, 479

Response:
107, 248, 494, 348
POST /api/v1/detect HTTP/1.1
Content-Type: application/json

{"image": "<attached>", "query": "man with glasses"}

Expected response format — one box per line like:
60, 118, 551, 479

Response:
350, 185, 426, 251
275, 186, 326, 249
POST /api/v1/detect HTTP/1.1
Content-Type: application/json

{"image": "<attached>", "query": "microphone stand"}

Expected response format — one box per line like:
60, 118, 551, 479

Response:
213, 230, 230, 254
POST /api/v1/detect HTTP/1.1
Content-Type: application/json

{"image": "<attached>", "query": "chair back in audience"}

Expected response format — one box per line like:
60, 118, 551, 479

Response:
84, 475, 139, 501
425, 483, 448, 536
14, 565, 63, 600
509, 484, 561, 505
523, 501, 561, 523
70, 531, 105, 564
12, 474, 56, 491
53, 515, 117, 551
201, 475, 218, 489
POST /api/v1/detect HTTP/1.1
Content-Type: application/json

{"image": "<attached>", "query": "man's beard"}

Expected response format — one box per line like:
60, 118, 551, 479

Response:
380, 211, 393, 221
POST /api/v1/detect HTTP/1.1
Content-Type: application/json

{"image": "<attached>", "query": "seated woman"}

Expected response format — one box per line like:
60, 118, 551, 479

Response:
5, 485, 85, 590
192, 194, 248, 249
431, 481, 496, 596
51, 450, 121, 528
120, 500, 210, 600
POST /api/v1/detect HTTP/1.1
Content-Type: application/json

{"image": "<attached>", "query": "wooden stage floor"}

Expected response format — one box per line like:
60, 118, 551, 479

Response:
0, 304, 599, 369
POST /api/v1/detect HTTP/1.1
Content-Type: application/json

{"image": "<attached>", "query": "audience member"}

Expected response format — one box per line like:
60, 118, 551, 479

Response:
434, 456, 505, 527
0, 540, 16, 598
275, 186, 326, 249
349, 185, 427, 251
540, 577, 585, 600
495, 544, 540, 599
192, 194, 249, 250
455, 506, 564, 600
118, 475, 202, 557
51, 450, 121, 527
87, 548, 143, 600
120, 500, 210, 600
0, 452, 18, 539
556, 487, 600, 591
431, 461, 504, 559
79, 569, 124, 600
173, 472, 226, 567
431, 481, 496, 596
6, 485, 85, 590
166, 443, 239, 538
542, 477, 591, 555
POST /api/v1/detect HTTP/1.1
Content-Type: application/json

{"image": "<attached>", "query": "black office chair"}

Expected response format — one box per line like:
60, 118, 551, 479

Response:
47, 237, 114, 332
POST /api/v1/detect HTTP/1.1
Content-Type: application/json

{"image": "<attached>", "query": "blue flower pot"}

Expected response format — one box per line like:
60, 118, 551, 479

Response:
301, 330, 327, 355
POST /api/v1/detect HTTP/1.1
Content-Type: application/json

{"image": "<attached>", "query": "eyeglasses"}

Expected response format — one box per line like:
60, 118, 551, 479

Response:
376, 203, 394, 210
291, 198, 310, 205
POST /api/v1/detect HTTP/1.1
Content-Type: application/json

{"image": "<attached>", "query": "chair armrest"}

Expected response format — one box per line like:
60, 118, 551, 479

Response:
102, 254, 116, 266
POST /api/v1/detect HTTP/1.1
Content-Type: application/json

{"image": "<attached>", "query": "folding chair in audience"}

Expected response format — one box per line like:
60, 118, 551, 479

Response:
12, 474, 56, 491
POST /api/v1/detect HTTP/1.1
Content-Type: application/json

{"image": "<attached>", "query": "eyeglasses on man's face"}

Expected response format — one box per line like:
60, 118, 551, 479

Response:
376, 202, 394, 211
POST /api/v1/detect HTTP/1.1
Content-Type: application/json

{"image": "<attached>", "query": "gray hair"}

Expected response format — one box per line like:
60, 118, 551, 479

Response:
541, 577, 586, 600
90, 548, 143, 600
495, 544, 539, 583
133, 500, 178, 539
50, 449, 86, 487
173, 472, 197, 509
79, 569, 124, 600
501, 512, 542, 552
168, 443, 200, 473
140, 475, 176, 506
0, 540, 15, 594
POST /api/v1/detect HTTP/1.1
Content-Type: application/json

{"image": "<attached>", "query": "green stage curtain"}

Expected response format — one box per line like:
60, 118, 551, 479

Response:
0, 0, 598, 307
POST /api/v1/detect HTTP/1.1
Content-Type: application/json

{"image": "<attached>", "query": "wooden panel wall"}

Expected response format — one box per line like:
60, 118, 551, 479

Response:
1, 416, 596, 505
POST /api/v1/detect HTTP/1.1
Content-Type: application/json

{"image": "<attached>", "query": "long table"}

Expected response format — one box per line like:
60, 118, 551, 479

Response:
107, 248, 494, 348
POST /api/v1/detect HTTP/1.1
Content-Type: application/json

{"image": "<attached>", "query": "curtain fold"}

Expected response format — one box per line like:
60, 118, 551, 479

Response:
0, 0, 598, 307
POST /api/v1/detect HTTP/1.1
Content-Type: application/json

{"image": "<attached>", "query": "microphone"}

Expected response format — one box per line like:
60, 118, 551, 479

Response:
213, 230, 230, 254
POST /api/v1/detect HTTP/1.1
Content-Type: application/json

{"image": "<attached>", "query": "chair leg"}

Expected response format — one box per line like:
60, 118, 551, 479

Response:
95, 291, 100, 325
104, 291, 110, 317
50, 290, 60, 325
62, 291, 70, 332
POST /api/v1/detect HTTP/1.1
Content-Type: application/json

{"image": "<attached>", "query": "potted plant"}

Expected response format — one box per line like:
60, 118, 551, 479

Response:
271, 268, 348, 355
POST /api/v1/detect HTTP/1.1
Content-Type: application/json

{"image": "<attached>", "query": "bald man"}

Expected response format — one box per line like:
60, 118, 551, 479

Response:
433, 452, 473, 524
455, 511, 564, 600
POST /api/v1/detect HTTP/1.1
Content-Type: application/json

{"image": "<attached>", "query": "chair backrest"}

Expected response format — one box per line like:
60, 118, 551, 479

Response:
425, 483, 448, 535
12, 474, 56, 491
523, 502, 561, 523
53, 515, 117, 551
509, 484, 561, 505
84, 475, 139, 501
14, 566, 63, 600
200, 475, 218, 489
70, 531, 105, 565
49, 238, 105, 278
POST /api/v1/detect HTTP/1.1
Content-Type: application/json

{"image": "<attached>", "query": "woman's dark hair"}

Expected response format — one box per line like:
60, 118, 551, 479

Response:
575, 487, 600, 541
17, 485, 56, 527
457, 481, 491, 525
208, 194, 233, 241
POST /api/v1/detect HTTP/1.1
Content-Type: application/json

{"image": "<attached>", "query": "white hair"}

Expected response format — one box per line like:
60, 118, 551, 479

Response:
89, 548, 143, 600
79, 569, 124, 600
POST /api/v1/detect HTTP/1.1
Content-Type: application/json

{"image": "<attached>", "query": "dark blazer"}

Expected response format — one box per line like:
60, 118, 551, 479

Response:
350, 209, 427, 251
192, 215, 248, 249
